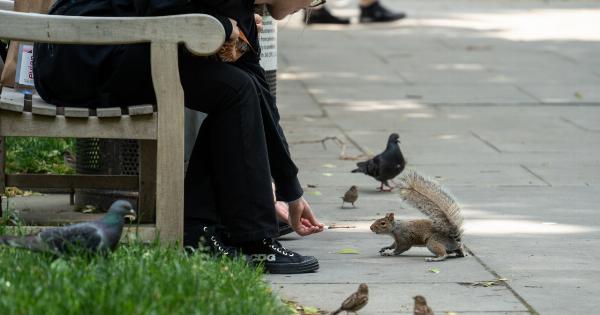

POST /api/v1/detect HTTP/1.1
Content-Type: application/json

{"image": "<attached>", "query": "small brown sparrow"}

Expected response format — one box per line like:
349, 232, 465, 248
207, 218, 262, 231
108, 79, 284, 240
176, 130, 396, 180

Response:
341, 185, 358, 208
413, 295, 434, 315
330, 283, 368, 314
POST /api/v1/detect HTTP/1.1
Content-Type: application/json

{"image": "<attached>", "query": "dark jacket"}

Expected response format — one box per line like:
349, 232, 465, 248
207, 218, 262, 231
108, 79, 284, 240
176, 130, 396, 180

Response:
33, 0, 259, 107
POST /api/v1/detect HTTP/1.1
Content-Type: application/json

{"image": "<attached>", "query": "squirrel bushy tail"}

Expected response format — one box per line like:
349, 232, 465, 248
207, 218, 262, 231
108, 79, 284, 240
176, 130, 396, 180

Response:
397, 170, 463, 240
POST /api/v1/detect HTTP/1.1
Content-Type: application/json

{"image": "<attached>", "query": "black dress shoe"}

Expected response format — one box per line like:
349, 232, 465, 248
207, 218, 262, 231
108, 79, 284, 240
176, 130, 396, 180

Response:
359, 1, 406, 23
304, 7, 351, 25
240, 238, 319, 274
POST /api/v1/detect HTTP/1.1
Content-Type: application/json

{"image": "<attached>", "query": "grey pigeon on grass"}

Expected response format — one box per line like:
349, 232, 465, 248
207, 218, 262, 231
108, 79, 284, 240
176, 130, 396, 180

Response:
351, 133, 406, 191
0, 200, 136, 255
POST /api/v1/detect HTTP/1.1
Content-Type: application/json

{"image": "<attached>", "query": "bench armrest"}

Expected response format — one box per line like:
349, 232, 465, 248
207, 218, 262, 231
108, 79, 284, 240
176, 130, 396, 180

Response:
0, 11, 225, 56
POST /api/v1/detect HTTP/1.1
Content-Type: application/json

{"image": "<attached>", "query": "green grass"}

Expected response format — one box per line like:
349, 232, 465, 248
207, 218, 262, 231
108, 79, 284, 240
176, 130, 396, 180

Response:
5, 137, 75, 174
0, 242, 291, 315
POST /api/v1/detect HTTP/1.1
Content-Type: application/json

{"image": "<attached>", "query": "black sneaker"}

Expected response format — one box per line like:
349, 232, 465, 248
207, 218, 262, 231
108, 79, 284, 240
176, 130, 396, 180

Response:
184, 224, 243, 258
241, 238, 319, 274
304, 7, 351, 25
359, 1, 406, 23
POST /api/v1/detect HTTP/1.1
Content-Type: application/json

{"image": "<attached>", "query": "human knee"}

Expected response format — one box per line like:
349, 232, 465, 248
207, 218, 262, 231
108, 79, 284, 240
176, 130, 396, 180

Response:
220, 73, 258, 111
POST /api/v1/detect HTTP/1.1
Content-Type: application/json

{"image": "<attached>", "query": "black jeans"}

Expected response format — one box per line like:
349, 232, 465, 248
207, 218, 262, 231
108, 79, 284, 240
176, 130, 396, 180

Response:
34, 43, 303, 243
178, 49, 303, 243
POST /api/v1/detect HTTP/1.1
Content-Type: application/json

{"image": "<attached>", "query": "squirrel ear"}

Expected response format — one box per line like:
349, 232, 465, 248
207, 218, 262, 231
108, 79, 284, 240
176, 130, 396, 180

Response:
385, 213, 394, 221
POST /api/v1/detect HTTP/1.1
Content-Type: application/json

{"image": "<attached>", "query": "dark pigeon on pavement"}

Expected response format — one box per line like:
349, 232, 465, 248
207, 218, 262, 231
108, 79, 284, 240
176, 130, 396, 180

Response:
0, 200, 136, 255
351, 133, 406, 191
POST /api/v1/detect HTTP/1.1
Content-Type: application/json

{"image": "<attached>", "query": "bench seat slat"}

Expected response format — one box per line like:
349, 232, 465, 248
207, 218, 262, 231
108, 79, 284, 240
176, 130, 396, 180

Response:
31, 103, 57, 116
0, 88, 25, 112
97, 107, 123, 117
128, 105, 154, 116
64, 107, 90, 118
0, 110, 157, 139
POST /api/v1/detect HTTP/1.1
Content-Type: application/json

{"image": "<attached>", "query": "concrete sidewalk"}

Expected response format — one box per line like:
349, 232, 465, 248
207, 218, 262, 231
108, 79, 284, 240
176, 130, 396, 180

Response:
268, 1, 600, 314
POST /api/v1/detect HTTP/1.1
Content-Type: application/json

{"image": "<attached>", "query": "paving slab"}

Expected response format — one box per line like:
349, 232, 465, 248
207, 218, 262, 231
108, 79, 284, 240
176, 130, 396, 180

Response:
274, 283, 526, 314
271, 1, 600, 314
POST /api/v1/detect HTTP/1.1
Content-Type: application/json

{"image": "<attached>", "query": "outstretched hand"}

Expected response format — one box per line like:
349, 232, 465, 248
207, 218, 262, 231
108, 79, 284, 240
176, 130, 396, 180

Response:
288, 197, 325, 236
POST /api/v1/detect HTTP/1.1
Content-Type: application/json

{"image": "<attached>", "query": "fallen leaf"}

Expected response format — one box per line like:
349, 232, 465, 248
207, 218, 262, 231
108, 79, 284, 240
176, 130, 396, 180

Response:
337, 248, 360, 254
302, 306, 320, 315
5, 187, 23, 197
81, 205, 98, 213
307, 191, 322, 196
322, 163, 336, 168
322, 173, 333, 177
447, 312, 459, 315
574, 91, 583, 99
458, 278, 508, 287
429, 268, 441, 274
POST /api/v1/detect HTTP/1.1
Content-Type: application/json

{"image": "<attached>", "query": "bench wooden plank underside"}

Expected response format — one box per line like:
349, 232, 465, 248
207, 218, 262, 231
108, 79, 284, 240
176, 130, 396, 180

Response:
6, 174, 138, 190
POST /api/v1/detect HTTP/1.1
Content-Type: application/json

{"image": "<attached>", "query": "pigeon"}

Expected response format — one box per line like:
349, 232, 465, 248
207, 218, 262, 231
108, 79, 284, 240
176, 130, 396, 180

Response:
330, 283, 369, 315
351, 133, 405, 191
413, 295, 434, 315
341, 185, 358, 208
0, 200, 136, 255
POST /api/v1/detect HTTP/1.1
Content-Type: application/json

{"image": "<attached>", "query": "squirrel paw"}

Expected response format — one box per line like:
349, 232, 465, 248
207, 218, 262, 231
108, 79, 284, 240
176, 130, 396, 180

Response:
379, 250, 392, 256
425, 255, 448, 262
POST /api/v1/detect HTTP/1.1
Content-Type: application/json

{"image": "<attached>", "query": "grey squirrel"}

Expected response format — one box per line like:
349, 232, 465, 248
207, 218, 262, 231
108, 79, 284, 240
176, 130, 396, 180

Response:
370, 170, 466, 261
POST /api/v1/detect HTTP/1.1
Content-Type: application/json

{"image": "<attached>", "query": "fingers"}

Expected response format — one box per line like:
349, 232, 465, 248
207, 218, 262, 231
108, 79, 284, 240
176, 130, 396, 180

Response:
292, 223, 321, 236
228, 18, 240, 40
298, 199, 325, 229
274, 201, 289, 223
288, 197, 325, 235
307, 214, 325, 229
255, 14, 264, 32
300, 217, 312, 227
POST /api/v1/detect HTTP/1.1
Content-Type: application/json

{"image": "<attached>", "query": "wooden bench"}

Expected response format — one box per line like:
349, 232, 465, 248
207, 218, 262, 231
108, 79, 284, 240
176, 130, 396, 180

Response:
0, 4, 225, 243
